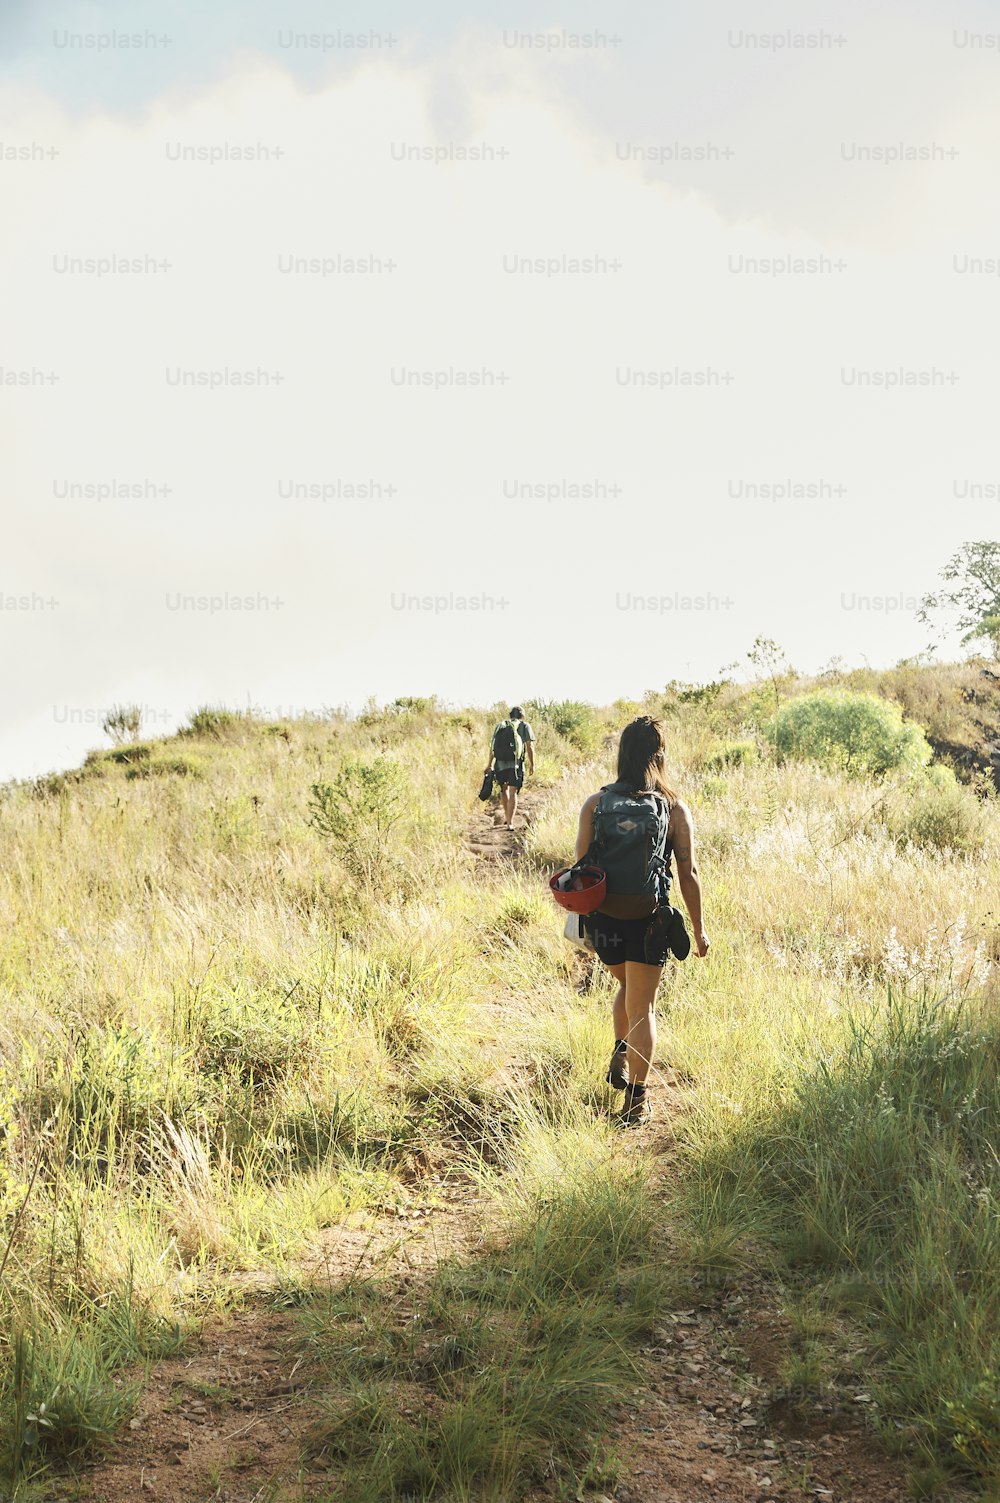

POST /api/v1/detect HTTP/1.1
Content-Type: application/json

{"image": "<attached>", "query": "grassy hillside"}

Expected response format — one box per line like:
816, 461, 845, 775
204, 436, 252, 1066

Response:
1, 665, 999, 1498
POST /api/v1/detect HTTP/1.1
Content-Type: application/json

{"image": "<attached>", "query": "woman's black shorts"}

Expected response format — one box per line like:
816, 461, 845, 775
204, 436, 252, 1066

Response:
583, 910, 670, 967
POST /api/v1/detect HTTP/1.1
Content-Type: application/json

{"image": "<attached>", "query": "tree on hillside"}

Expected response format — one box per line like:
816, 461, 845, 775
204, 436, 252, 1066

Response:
747, 635, 792, 716
918, 541, 1000, 659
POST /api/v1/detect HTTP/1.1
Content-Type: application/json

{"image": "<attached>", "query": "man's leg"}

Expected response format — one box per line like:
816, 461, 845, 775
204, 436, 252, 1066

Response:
500, 781, 514, 825
507, 774, 520, 826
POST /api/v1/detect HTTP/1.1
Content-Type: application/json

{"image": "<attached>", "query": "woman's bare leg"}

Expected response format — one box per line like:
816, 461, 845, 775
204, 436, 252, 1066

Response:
622, 961, 663, 1086
606, 961, 628, 1043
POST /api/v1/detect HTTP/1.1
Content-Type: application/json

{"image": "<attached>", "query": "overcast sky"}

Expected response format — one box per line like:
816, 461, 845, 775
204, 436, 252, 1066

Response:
3, 0, 999, 779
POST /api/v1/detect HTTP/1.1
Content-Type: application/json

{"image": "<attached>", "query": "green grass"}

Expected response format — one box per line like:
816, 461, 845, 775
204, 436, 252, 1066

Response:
682, 993, 1000, 1487
300, 1125, 665, 1502
0, 664, 998, 1491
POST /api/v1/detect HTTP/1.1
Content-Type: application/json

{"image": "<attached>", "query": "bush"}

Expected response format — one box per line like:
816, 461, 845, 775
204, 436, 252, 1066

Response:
765, 691, 932, 779
308, 759, 409, 893
887, 781, 988, 855
125, 753, 205, 780
183, 706, 241, 739
390, 696, 438, 716
705, 740, 757, 771
102, 743, 153, 768
527, 701, 601, 754
101, 705, 142, 744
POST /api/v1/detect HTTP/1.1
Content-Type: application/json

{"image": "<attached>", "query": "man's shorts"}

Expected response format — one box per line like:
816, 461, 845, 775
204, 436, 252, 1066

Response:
582, 910, 670, 967
495, 765, 524, 789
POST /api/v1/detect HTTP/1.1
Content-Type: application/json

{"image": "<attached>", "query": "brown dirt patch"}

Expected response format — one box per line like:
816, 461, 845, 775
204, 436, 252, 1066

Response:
465, 785, 546, 865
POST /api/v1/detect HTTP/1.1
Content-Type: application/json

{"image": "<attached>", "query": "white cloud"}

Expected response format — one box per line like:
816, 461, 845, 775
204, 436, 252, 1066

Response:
2, 31, 998, 778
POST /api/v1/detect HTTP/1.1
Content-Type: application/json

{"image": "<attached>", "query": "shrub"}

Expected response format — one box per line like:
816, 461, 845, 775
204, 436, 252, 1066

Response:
887, 782, 988, 855
666, 679, 729, 708
705, 739, 757, 771
183, 706, 241, 739
125, 753, 205, 779
527, 701, 601, 753
390, 696, 438, 716
101, 705, 142, 744
102, 742, 153, 767
765, 691, 932, 779
308, 759, 408, 892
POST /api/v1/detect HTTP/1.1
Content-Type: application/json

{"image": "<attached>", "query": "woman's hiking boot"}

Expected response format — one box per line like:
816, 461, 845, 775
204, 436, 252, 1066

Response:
606, 1039, 628, 1091
618, 1082, 651, 1127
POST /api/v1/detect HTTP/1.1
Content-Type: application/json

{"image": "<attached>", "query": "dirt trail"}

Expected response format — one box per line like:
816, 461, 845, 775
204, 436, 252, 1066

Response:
596, 1106, 910, 1503
76, 788, 916, 1503
79, 1206, 486, 1503
465, 783, 547, 865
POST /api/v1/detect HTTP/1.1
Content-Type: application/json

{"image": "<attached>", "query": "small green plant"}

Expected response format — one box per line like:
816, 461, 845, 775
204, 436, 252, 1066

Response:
308, 758, 408, 892
2, 1322, 140, 1473
184, 706, 241, 738
765, 691, 932, 778
101, 704, 143, 744
308, 759, 406, 847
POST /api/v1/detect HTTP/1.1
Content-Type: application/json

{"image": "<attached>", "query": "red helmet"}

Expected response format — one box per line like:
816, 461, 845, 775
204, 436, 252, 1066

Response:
549, 864, 606, 915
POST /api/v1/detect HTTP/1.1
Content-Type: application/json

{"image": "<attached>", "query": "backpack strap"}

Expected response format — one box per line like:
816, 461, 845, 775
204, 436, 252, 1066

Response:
584, 785, 612, 864
647, 792, 672, 904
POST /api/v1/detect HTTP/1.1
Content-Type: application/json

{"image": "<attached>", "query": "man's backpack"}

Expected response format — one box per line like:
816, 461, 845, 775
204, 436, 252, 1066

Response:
588, 783, 671, 903
492, 719, 523, 764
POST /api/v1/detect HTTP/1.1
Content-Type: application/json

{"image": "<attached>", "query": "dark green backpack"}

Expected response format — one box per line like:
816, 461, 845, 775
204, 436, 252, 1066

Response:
588, 782, 671, 903
492, 719, 522, 764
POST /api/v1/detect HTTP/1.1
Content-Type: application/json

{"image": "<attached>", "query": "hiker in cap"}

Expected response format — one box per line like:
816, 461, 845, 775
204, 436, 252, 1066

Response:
575, 715, 709, 1126
485, 707, 535, 829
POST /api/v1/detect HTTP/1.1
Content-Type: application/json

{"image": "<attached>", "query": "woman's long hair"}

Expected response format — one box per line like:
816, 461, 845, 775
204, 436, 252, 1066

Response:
616, 716, 679, 806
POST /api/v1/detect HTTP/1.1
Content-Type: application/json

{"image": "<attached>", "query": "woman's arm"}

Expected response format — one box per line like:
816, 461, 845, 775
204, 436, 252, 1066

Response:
575, 794, 600, 862
670, 801, 710, 958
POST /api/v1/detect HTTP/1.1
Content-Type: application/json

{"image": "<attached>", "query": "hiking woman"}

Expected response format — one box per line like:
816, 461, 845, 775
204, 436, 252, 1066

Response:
576, 716, 709, 1125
